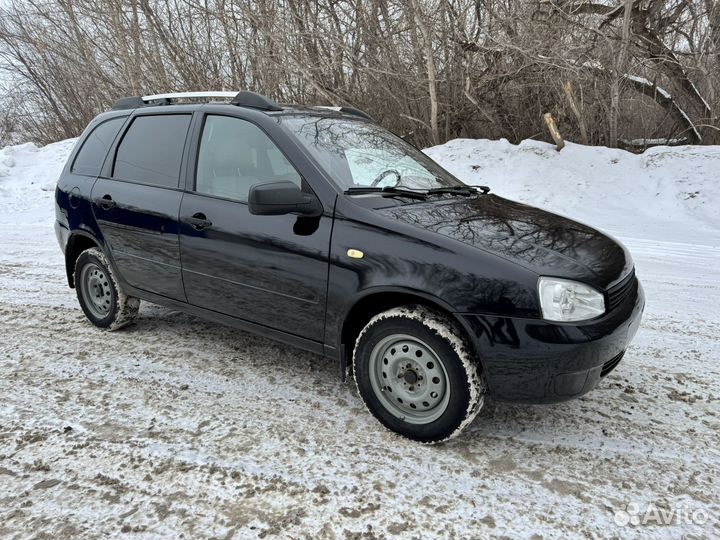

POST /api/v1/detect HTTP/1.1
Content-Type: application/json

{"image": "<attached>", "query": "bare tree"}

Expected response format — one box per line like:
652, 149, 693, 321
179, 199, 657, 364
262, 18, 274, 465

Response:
0, 0, 717, 147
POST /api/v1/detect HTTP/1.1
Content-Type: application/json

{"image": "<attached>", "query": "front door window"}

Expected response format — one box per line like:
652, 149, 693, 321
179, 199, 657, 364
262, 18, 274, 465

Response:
196, 115, 302, 202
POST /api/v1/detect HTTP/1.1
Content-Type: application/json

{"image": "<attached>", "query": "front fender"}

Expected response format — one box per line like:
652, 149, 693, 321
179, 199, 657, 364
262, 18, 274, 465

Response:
324, 215, 540, 350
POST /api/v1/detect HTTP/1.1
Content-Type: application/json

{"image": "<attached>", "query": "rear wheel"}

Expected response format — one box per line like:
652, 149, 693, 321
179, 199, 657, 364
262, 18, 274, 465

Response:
353, 305, 485, 443
74, 247, 139, 330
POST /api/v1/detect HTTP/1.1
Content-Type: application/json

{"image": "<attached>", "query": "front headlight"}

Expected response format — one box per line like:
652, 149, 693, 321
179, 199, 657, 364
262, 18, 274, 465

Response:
538, 277, 605, 322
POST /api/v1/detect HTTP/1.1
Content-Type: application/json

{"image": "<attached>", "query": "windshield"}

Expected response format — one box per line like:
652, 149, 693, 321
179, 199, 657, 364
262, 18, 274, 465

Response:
280, 115, 465, 191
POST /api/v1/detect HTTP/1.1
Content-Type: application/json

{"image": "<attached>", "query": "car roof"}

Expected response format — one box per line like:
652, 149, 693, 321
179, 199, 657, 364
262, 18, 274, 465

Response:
109, 91, 373, 122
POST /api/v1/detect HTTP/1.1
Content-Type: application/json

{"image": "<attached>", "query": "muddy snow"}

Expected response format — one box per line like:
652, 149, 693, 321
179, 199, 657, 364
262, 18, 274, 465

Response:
1, 138, 719, 539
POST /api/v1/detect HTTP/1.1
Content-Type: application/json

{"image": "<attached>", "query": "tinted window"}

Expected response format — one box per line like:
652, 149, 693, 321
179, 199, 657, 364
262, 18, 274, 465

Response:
196, 115, 301, 202
71, 117, 126, 176
113, 114, 191, 187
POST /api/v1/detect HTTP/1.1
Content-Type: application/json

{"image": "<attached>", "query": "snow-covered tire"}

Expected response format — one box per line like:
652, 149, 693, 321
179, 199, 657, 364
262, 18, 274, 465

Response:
74, 247, 139, 331
353, 305, 485, 443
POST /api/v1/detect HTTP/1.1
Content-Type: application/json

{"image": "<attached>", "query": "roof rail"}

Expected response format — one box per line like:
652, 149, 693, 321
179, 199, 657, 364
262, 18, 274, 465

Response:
143, 91, 237, 102
231, 91, 282, 111
111, 91, 282, 112
111, 96, 146, 110
314, 105, 374, 121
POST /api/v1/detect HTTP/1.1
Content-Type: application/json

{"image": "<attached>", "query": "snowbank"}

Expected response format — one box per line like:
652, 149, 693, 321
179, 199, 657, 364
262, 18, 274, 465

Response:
425, 138, 720, 243
1, 136, 717, 243
0, 138, 77, 225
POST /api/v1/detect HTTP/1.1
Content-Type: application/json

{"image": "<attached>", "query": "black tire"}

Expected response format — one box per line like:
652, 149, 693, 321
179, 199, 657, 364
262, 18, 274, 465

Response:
353, 305, 485, 443
74, 247, 140, 330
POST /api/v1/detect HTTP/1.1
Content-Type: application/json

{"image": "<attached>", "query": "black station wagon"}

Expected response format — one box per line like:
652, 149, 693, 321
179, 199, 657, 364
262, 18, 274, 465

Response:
55, 91, 644, 442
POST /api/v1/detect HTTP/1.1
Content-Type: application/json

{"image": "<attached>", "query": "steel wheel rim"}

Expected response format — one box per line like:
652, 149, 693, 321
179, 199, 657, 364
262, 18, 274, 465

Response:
368, 334, 450, 424
80, 263, 113, 319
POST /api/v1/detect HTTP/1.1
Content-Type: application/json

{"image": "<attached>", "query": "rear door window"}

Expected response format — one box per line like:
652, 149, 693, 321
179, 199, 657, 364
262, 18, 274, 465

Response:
113, 114, 191, 188
71, 117, 126, 176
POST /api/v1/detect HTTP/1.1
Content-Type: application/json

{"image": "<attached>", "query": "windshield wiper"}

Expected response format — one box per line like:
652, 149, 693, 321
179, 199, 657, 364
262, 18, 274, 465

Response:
426, 185, 490, 197
344, 186, 427, 201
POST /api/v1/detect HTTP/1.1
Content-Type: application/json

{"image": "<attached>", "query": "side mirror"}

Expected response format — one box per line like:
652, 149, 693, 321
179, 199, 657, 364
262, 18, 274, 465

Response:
248, 181, 322, 217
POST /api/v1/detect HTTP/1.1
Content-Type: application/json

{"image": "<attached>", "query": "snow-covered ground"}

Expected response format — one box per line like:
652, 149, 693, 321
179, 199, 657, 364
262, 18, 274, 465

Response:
1, 138, 719, 539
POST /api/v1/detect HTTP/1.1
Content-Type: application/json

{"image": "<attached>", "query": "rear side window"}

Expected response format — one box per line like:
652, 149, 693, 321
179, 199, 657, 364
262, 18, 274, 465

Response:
113, 114, 191, 188
71, 117, 126, 176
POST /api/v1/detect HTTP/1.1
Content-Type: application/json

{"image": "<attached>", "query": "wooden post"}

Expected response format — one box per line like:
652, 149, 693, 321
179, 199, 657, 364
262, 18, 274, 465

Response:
544, 113, 565, 151
563, 81, 588, 144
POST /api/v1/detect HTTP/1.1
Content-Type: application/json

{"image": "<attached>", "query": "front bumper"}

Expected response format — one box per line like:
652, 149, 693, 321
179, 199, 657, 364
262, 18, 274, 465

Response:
459, 278, 645, 403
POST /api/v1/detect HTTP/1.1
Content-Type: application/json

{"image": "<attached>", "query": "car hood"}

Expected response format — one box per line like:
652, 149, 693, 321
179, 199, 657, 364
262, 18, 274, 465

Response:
375, 194, 633, 290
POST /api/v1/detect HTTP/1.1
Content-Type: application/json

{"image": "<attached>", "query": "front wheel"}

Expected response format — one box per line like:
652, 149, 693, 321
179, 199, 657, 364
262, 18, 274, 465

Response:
74, 247, 140, 330
353, 305, 485, 443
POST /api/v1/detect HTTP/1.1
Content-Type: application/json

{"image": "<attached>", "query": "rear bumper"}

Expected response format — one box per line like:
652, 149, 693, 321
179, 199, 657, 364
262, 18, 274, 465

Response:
460, 278, 644, 403
55, 220, 71, 254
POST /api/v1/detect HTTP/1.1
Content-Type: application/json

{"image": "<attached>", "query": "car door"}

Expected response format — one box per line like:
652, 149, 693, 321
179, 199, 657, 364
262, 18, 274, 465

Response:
91, 112, 192, 301
178, 113, 331, 341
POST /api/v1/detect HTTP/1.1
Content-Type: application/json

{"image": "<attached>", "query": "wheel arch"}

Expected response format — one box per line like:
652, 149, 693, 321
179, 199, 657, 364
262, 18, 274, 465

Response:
339, 287, 484, 375
65, 231, 103, 288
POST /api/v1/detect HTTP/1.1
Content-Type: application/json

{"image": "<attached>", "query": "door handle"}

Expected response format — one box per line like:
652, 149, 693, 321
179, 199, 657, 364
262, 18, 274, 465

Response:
184, 212, 212, 230
95, 194, 116, 210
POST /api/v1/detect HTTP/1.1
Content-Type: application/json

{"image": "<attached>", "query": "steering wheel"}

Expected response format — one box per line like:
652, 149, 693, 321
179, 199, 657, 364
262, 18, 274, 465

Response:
370, 169, 402, 187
